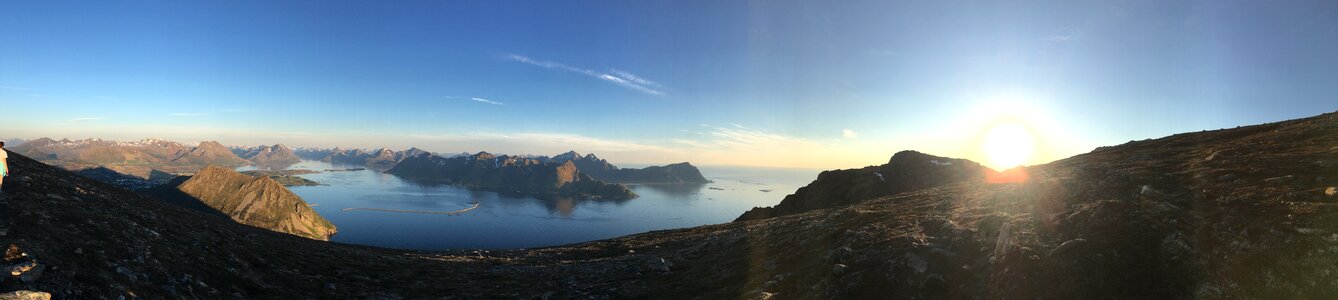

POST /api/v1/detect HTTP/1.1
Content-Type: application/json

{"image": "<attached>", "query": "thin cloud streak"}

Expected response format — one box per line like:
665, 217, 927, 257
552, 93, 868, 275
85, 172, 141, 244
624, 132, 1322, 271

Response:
170, 113, 208, 117
1, 86, 34, 91
471, 97, 505, 105
505, 54, 666, 96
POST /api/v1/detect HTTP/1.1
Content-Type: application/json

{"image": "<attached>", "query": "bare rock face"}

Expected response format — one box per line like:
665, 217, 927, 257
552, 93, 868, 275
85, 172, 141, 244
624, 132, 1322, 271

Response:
155, 166, 336, 240
0, 290, 51, 300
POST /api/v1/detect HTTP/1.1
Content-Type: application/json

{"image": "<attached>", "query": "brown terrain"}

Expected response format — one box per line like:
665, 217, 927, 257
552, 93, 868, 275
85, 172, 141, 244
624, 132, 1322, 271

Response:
9, 139, 251, 181
2, 112, 1337, 298
147, 166, 336, 240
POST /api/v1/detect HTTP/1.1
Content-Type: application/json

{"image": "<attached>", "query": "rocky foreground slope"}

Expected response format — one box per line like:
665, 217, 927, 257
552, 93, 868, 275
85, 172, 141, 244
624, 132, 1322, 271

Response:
3, 112, 1338, 298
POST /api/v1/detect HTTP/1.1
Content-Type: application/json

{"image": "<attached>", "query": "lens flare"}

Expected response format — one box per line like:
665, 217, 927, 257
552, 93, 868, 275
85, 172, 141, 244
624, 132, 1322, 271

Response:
982, 123, 1035, 170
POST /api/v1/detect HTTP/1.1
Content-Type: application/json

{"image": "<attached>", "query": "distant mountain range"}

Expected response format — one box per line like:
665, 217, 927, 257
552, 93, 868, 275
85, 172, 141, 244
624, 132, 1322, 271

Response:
11, 137, 711, 195
386, 152, 638, 200
232, 144, 302, 166
9, 138, 252, 179
547, 151, 710, 184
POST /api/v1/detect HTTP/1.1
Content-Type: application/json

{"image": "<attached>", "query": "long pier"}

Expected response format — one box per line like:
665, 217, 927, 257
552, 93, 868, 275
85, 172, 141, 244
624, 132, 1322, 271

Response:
341, 202, 480, 215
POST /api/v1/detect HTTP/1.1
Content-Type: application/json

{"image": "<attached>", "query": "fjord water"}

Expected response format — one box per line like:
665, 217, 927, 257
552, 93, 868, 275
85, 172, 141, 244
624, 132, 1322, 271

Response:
241, 160, 818, 250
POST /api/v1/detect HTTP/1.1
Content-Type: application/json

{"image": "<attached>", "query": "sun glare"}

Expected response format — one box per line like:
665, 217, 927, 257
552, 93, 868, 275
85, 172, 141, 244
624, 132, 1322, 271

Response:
982, 122, 1035, 170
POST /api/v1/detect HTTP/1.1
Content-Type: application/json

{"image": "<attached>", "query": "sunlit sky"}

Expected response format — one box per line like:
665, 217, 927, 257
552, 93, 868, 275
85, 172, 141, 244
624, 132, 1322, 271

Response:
2, 1, 1336, 170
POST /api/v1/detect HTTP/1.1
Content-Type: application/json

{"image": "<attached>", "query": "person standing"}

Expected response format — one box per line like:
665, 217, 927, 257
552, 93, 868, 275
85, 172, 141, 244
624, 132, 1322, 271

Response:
0, 141, 7, 192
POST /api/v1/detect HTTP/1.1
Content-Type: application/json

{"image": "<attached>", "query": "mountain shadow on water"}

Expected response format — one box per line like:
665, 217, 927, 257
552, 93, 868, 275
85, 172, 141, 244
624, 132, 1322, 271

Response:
629, 182, 708, 197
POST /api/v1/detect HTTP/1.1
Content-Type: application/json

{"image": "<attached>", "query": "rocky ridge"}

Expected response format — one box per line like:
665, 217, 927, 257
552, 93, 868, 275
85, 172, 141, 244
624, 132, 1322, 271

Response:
146, 166, 336, 240
736, 150, 991, 222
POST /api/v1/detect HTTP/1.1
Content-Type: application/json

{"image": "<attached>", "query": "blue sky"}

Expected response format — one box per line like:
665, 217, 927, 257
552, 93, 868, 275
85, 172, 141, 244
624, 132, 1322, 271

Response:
2, 1, 1336, 169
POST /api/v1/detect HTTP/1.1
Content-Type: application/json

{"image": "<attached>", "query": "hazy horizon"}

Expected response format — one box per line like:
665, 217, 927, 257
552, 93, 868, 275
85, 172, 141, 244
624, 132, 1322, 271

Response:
4, 1, 1336, 170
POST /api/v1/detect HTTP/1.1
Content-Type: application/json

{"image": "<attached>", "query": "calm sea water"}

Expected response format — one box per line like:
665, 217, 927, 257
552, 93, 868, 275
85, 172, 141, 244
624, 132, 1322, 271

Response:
240, 160, 819, 250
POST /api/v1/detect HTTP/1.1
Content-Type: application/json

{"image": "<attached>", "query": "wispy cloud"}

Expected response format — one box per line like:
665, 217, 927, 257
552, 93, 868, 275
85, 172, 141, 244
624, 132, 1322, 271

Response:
68, 117, 105, 123
170, 113, 208, 117
404, 132, 675, 155
470, 97, 505, 105
95, 96, 120, 100
609, 69, 661, 88
26, 94, 54, 98
504, 54, 666, 96
0, 86, 33, 91
843, 129, 858, 139
446, 96, 505, 105
220, 108, 248, 113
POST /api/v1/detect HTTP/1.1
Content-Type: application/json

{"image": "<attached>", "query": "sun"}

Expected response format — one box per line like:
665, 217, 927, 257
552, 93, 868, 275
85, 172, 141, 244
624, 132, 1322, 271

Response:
981, 122, 1035, 170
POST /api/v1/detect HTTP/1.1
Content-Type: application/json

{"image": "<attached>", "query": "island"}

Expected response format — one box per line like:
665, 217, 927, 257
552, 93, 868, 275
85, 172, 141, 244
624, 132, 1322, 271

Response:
385, 152, 637, 200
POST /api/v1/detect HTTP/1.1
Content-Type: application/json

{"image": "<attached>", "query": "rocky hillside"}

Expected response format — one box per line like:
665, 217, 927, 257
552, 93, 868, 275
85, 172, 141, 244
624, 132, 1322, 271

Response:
236, 144, 302, 167
2, 112, 1337, 298
171, 141, 252, 167
146, 166, 336, 240
387, 152, 637, 200
552, 151, 710, 184
736, 150, 991, 221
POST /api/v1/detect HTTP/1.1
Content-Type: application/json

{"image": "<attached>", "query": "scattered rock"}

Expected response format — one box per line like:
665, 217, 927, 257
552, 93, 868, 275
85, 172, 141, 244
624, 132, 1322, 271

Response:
18, 263, 44, 283
1263, 175, 1293, 185
1140, 185, 1166, 198
1048, 238, 1089, 257
8, 261, 37, 276
0, 290, 51, 300
832, 263, 848, 275
0, 228, 7, 237
74, 248, 83, 255
1326, 187, 1336, 197
1217, 173, 1237, 182
627, 249, 635, 255
42, 194, 64, 201
3, 245, 22, 262
646, 258, 672, 273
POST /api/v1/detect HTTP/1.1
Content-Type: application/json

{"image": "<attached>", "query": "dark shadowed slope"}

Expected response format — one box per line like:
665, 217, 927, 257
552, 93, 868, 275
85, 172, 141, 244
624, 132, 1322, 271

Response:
736, 150, 991, 222
2, 112, 1338, 298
